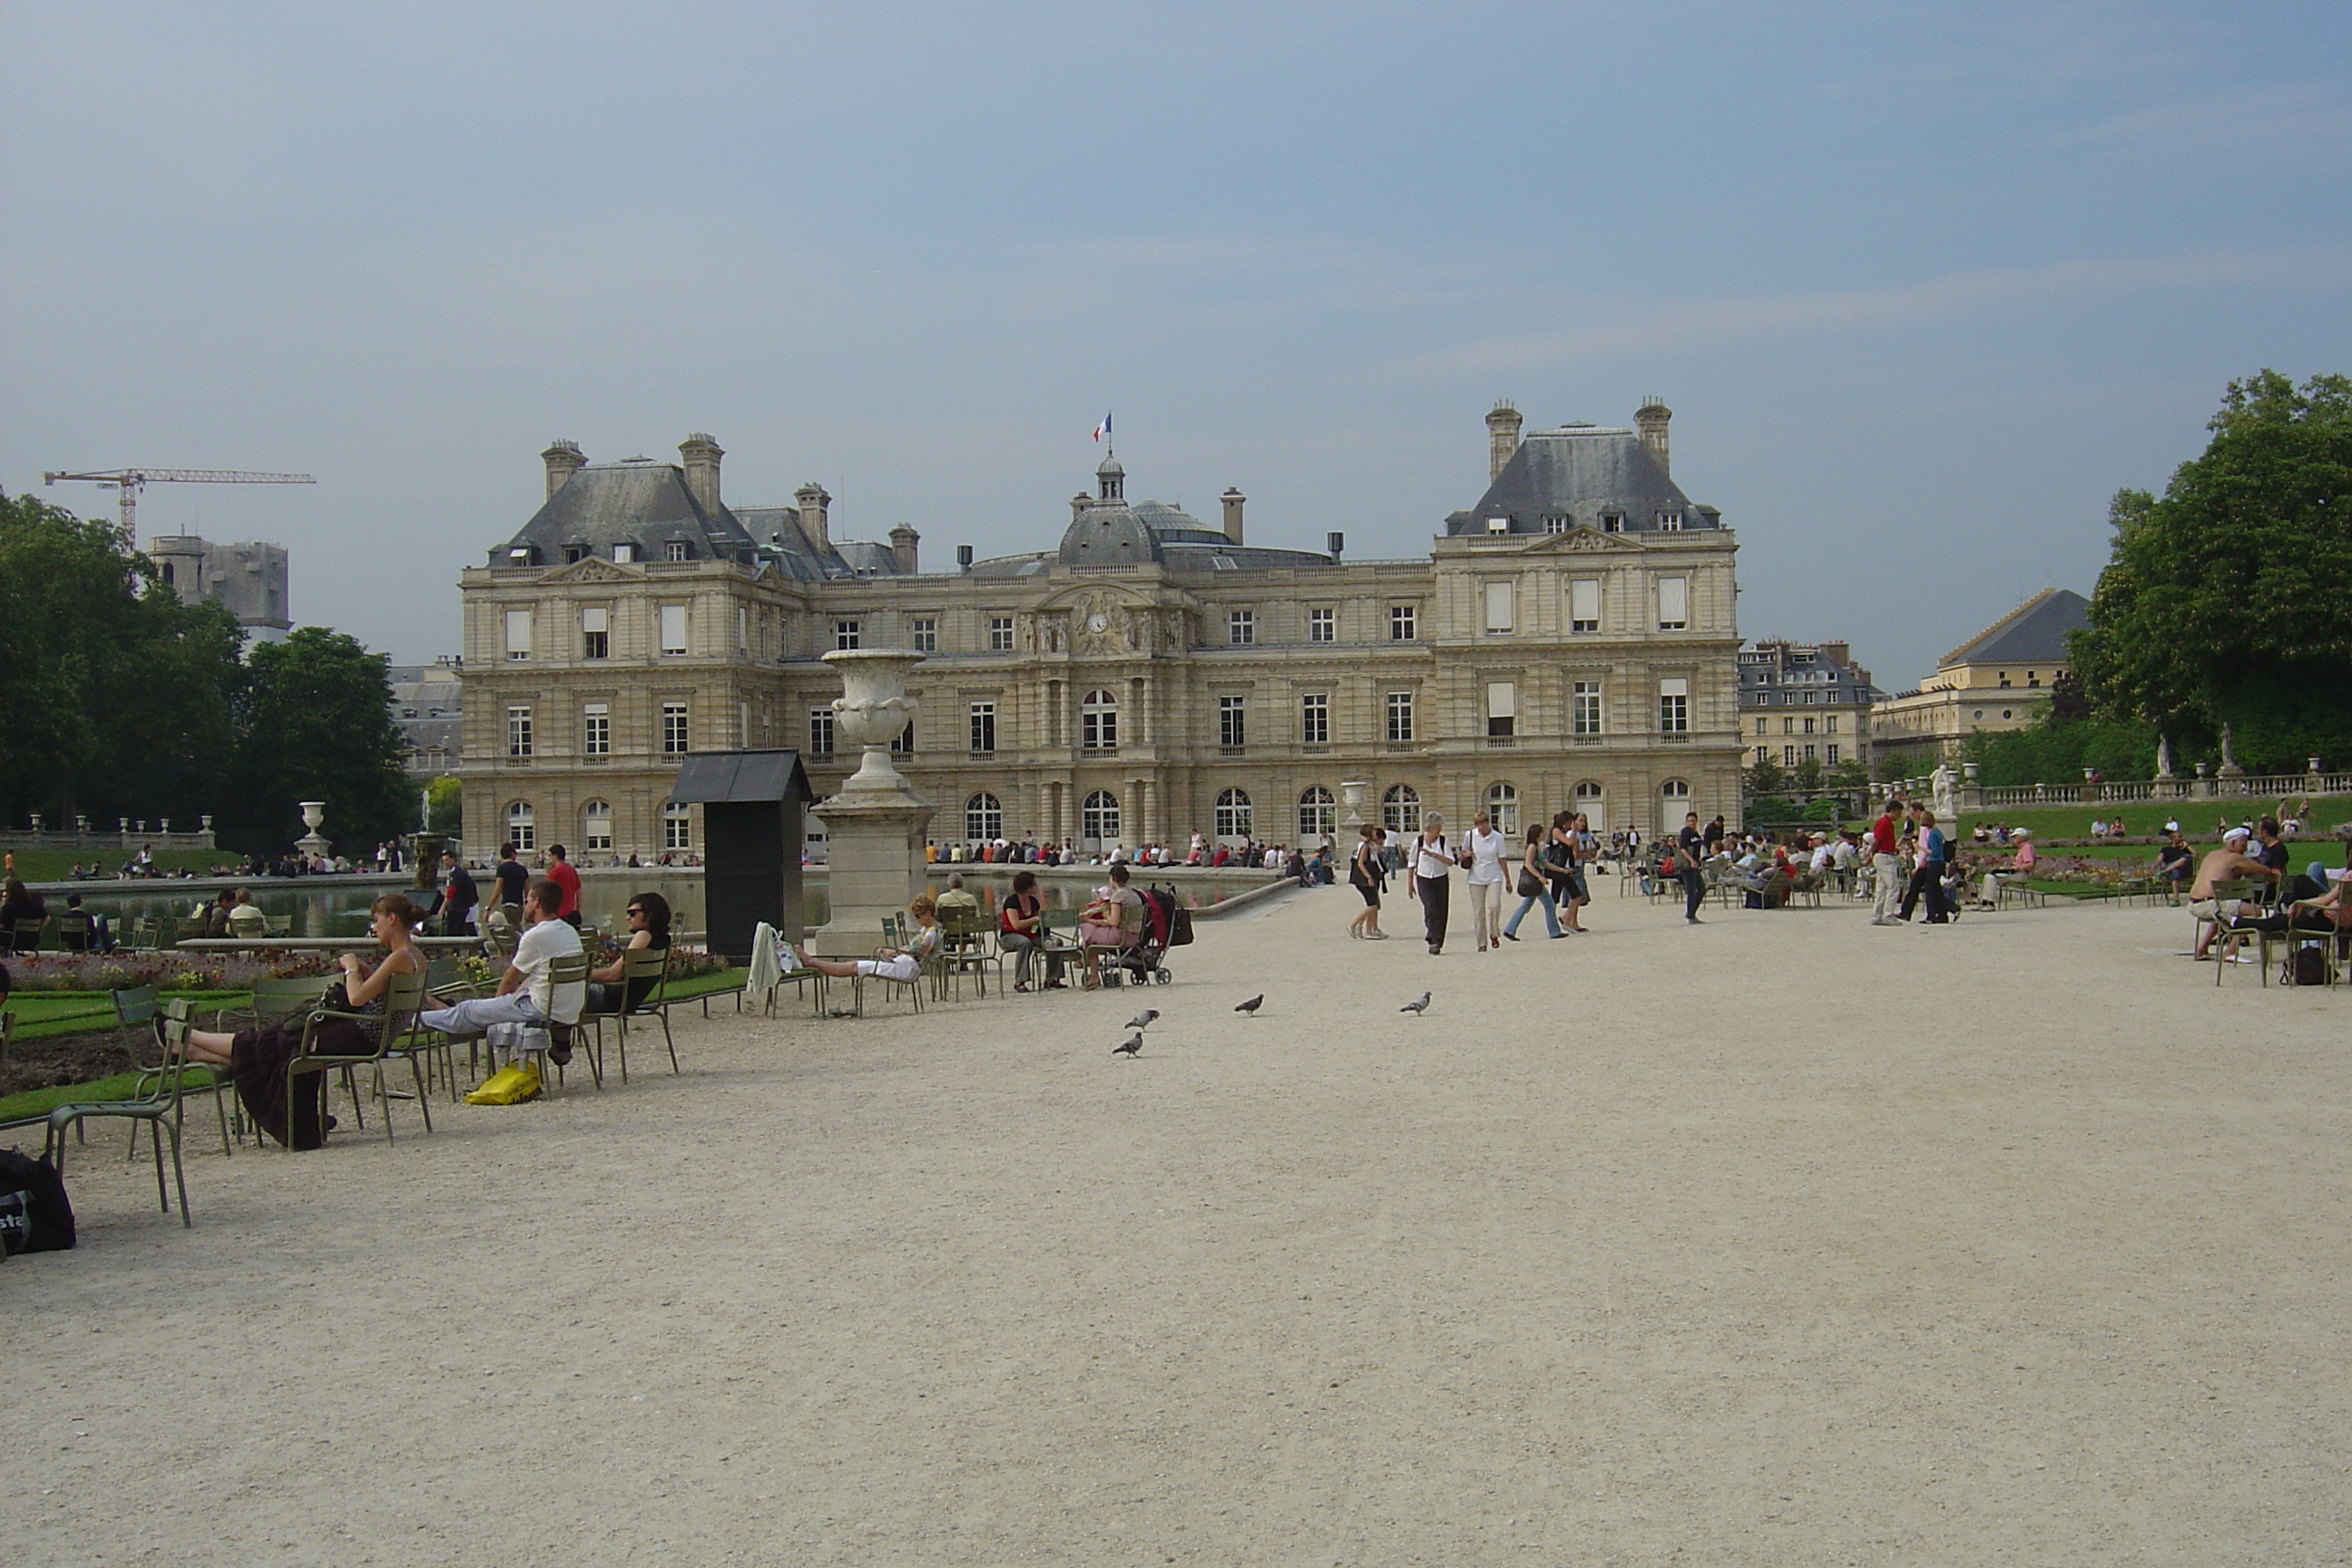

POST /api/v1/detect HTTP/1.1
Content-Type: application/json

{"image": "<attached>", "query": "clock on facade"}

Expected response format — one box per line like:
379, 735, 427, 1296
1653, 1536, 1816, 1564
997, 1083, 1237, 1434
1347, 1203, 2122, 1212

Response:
1087, 612, 1108, 632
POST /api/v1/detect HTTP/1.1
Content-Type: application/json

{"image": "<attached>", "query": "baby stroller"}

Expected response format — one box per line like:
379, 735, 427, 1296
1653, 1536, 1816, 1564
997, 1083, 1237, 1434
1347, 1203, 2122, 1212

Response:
1101, 884, 1188, 986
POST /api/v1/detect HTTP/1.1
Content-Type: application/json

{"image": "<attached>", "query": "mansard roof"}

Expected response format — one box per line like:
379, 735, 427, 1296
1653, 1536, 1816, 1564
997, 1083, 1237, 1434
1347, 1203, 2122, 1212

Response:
495, 460, 756, 566
1938, 589, 2090, 670
1046, 490, 1334, 573
1447, 426, 1720, 535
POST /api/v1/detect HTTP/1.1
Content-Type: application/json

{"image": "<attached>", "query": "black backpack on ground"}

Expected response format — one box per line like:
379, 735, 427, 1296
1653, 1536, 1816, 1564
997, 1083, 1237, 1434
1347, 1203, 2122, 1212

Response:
2286, 945, 2328, 987
0, 1147, 77, 1254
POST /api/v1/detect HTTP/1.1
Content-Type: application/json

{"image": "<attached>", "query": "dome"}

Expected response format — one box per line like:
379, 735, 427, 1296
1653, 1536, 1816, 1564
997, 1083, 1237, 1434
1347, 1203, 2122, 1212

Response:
1057, 502, 1158, 565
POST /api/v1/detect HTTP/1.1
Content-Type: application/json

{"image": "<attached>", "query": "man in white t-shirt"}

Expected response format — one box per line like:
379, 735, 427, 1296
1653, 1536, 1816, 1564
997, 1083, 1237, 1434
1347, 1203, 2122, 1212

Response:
421, 879, 585, 1102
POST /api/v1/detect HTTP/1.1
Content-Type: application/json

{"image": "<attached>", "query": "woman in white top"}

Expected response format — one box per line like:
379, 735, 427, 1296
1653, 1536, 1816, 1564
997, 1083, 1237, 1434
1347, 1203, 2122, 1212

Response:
1463, 810, 1510, 951
1407, 813, 1457, 956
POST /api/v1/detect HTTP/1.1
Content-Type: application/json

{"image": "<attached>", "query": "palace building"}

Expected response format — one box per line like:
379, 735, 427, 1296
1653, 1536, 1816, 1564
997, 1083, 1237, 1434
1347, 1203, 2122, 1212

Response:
455, 403, 1744, 858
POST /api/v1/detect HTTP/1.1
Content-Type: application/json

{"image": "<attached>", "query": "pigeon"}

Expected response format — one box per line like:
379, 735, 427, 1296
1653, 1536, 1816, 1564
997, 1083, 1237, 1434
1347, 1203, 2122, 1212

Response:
1112, 1033, 1143, 1057
1125, 1008, 1161, 1030
1400, 992, 1431, 1015
1233, 995, 1264, 1016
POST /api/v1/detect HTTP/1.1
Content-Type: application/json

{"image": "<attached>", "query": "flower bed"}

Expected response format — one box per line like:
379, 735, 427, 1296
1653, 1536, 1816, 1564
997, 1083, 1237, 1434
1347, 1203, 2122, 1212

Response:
1, 949, 341, 995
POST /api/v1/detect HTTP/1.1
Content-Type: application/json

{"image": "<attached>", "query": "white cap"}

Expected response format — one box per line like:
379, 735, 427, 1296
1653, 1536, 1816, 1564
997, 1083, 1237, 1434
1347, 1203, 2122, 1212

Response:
2224, 826, 2252, 843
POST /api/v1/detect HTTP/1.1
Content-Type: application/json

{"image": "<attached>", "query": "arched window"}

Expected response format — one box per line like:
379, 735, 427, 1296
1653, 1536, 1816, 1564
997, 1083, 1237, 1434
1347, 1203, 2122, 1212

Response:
1485, 782, 1518, 838
662, 802, 692, 851
1573, 779, 1605, 831
1382, 784, 1421, 835
1659, 779, 1691, 835
1215, 788, 1253, 839
505, 801, 535, 852
1081, 789, 1120, 845
1297, 786, 1335, 840
965, 792, 1003, 842
583, 799, 612, 853
1081, 689, 1118, 750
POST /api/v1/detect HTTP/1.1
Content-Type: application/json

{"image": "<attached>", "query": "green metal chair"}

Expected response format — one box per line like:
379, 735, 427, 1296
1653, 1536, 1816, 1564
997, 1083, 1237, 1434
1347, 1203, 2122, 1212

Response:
286, 968, 430, 1146
587, 946, 680, 1085
11, 916, 46, 955
936, 906, 993, 1000
46, 1010, 195, 1228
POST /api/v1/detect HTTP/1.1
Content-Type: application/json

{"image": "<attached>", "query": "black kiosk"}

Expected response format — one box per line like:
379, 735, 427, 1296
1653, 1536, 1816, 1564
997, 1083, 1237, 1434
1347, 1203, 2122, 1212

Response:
667, 750, 815, 962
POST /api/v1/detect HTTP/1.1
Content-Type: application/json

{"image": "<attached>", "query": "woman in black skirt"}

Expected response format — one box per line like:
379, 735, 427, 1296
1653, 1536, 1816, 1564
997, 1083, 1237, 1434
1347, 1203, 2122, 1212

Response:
181, 894, 425, 1150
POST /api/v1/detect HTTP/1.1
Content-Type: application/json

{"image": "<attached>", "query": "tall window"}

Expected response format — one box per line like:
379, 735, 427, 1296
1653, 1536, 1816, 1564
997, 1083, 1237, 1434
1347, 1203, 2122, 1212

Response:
968, 701, 996, 754
1486, 782, 1519, 837
1081, 689, 1118, 750
1484, 580, 1515, 634
1574, 779, 1604, 830
988, 615, 1014, 652
965, 792, 1003, 841
1219, 695, 1246, 748
891, 719, 913, 754
834, 618, 861, 651
665, 540, 690, 563
1485, 681, 1516, 740
504, 609, 531, 662
506, 705, 533, 758
1308, 607, 1334, 642
612, 543, 635, 564
1215, 788, 1252, 838
1389, 604, 1416, 641
661, 701, 689, 754
1381, 784, 1421, 835
808, 710, 835, 757
1827, 743, 1841, 764
506, 801, 535, 852
1570, 578, 1600, 633
1573, 681, 1602, 736
1825, 715, 1839, 734
1658, 678, 1689, 735
1300, 692, 1329, 744
581, 607, 609, 659
662, 803, 691, 849
1298, 786, 1335, 840
1657, 575, 1690, 631
583, 800, 612, 852
1386, 691, 1415, 743
1081, 789, 1120, 844
911, 617, 937, 652
1228, 609, 1255, 645
736, 607, 749, 653
660, 605, 687, 655
1783, 745, 1798, 766
582, 702, 609, 757
1659, 779, 1690, 834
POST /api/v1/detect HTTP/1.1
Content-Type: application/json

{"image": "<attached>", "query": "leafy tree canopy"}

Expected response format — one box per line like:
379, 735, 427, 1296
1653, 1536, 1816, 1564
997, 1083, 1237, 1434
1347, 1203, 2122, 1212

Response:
2073, 369, 2352, 771
232, 628, 414, 855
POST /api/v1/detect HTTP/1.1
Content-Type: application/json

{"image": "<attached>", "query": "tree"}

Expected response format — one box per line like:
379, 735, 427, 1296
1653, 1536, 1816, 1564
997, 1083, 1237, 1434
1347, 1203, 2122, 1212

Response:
228, 629, 412, 857
1790, 756, 1827, 791
0, 494, 240, 828
426, 775, 464, 837
2072, 370, 2352, 771
1743, 755, 1789, 797
1827, 759, 1872, 792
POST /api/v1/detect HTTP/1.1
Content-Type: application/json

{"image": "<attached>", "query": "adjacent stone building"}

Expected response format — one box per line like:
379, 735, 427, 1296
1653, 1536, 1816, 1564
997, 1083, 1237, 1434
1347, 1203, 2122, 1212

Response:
146, 534, 292, 642
388, 660, 463, 779
1738, 639, 1885, 773
455, 405, 1744, 858
1870, 588, 2090, 766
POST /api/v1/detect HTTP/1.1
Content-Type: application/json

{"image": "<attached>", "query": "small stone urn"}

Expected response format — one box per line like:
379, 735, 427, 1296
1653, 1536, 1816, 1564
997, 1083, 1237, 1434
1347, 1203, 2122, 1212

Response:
1340, 780, 1368, 830
824, 650, 924, 794
296, 800, 331, 863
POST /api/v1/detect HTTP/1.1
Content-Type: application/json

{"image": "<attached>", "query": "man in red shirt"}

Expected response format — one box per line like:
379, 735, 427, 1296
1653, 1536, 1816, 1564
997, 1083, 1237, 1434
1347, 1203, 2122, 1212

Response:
1868, 796, 1906, 926
544, 843, 583, 929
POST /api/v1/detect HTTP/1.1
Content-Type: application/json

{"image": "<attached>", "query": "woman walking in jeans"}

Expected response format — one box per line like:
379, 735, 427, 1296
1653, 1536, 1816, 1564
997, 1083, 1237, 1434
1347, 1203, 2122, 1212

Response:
1502, 821, 1563, 940
1407, 814, 1456, 955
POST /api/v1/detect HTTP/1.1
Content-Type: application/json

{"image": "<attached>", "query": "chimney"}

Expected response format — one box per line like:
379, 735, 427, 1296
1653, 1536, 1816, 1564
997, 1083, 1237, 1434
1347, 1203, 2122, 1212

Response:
795, 482, 831, 551
1326, 531, 1345, 560
679, 433, 724, 514
1220, 486, 1246, 546
956, 544, 975, 572
1634, 397, 1671, 475
1819, 641, 1849, 669
1071, 491, 1093, 524
542, 439, 586, 500
888, 523, 920, 575
1485, 401, 1523, 482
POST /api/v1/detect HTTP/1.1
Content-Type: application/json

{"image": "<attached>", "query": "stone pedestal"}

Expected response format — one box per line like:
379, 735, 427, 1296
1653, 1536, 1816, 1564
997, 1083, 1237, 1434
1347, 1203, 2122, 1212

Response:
812, 651, 935, 952
295, 801, 331, 863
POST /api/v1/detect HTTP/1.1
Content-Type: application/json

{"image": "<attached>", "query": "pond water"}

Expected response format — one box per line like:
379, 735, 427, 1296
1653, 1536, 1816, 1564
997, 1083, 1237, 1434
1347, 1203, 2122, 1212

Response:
53, 867, 1277, 938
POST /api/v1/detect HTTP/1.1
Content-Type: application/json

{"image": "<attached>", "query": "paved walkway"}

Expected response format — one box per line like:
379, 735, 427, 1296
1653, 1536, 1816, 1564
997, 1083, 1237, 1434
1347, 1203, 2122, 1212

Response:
16, 886, 2352, 1564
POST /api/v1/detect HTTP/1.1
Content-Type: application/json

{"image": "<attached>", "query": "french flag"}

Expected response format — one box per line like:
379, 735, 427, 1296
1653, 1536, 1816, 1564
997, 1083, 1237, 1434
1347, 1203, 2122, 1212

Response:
1092, 412, 1112, 443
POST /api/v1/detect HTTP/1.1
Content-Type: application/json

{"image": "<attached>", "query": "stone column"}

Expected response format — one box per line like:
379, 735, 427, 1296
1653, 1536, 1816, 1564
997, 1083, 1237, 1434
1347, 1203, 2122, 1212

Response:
811, 650, 935, 950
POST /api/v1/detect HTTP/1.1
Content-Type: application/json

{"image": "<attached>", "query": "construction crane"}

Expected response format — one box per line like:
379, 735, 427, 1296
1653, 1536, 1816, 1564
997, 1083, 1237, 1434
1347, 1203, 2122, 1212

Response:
41, 467, 316, 543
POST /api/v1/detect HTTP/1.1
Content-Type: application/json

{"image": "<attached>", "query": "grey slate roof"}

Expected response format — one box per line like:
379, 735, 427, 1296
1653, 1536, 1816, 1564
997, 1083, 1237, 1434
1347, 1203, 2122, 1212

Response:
669, 750, 814, 805
731, 506, 838, 581
495, 460, 756, 566
1446, 426, 1719, 535
1047, 492, 1333, 572
1938, 589, 2090, 669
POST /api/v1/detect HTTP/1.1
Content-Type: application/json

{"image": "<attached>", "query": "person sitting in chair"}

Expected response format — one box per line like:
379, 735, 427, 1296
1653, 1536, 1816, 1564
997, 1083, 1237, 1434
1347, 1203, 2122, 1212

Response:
997, 870, 1061, 991
419, 879, 585, 1102
2189, 828, 2281, 960
585, 891, 671, 1015
786, 894, 942, 988
1073, 864, 1144, 987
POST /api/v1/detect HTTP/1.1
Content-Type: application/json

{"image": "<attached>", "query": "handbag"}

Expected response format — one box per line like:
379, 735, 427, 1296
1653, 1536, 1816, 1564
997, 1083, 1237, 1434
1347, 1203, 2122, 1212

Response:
1516, 867, 1543, 898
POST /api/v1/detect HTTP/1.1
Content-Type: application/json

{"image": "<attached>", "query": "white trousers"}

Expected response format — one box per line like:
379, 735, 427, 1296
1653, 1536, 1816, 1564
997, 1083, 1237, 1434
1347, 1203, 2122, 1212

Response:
1467, 878, 1504, 947
1872, 853, 1903, 921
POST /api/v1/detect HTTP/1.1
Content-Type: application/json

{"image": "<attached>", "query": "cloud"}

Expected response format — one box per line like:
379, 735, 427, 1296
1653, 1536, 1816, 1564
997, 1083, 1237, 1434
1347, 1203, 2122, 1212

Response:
1396, 246, 2352, 380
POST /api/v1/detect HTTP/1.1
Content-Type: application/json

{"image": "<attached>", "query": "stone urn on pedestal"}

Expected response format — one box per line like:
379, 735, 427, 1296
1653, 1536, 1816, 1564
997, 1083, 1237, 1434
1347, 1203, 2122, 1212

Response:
811, 650, 936, 951
1339, 780, 1367, 832
296, 801, 331, 864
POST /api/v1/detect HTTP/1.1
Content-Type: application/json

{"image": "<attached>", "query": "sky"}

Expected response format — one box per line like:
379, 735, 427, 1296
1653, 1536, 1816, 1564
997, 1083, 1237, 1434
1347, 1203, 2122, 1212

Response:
4, 0, 2347, 688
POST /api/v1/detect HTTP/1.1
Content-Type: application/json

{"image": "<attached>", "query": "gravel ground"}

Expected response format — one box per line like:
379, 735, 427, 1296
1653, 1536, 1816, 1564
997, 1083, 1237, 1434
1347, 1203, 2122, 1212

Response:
12, 885, 2352, 1566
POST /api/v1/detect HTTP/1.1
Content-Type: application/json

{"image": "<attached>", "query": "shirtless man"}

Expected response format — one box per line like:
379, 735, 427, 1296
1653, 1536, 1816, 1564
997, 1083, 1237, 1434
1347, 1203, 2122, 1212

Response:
2189, 827, 2279, 960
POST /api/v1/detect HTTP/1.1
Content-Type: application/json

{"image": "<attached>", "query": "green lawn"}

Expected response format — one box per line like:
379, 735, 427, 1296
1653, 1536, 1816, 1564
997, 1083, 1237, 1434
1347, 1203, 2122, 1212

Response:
4, 990, 253, 1043
1, 846, 238, 882
1955, 796, 2352, 847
